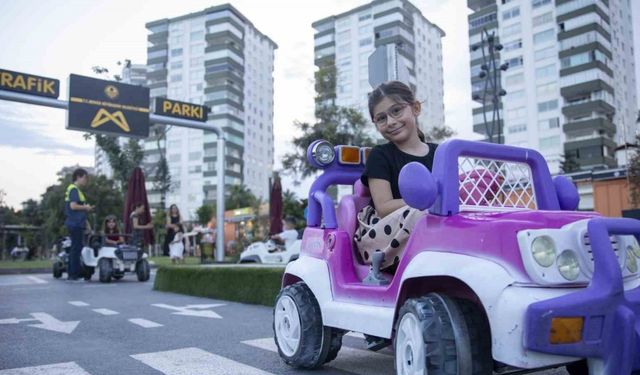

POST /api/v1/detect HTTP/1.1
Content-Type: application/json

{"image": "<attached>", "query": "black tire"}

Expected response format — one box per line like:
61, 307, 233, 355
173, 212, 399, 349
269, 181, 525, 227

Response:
113, 275, 124, 280
53, 261, 64, 279
394, 293, 492, 375
83, 266, 94, 281
98, 258, 112, 283
565, 360, 588, 375
136, 259, 150, 282
273, 282, 338, 369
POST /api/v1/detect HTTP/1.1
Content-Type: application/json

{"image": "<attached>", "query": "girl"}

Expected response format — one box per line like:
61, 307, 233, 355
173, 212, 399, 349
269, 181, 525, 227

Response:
102, 215, 124, 246
130, 202, 153, 248
356, 81, 438, 271
162, 204, 182, 256
169, 224, 185, 264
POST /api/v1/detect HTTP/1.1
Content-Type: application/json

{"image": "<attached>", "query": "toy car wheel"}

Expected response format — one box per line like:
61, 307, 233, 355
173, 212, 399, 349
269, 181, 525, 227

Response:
565, 360, 588, 375
83, 266, 93, 281
394, 293, 492, 375
52, 261, 64, 279
273, 282, 339, 368
98, 258, 113, 283
136, 259, 150, 282
113, 275, 124, 280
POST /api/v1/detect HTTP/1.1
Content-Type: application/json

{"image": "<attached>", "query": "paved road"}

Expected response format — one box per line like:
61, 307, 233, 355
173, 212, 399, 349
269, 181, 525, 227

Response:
0, 272, 569, 374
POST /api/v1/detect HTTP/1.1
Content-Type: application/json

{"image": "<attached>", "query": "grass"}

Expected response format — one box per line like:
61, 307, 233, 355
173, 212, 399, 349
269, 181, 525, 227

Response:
148, 256, 202, 267
0, 259, 52, 269
153, 266, 285, 306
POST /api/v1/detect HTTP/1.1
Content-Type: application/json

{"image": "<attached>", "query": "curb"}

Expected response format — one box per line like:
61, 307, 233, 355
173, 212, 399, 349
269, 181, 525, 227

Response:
0, 268, 51, 275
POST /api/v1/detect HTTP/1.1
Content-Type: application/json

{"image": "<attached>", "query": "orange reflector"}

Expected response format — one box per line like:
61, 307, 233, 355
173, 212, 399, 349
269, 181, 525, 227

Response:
549, 317, 584, 344
362, 147, 371, 163
339, 146, 361, 164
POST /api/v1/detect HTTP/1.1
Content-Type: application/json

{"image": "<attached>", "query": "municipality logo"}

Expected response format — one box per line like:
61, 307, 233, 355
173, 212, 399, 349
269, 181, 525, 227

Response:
104, 85, 119, 99
90, 108, 130, 132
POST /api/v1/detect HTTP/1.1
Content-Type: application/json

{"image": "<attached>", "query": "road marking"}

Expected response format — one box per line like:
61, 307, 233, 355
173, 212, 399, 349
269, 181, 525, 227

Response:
0, 361, 91, 375
152, 303, 225, 319
26, 276, 48, 284
68, 301, 90, 307
129, 318, 163, 328
82, 284, 116, 288
28, 313, 79, 334
346, 331, 365, 339
92, 308, 119, 316
242, 338, 394, 375
131, 347, 276, 375
0, 318, 38, 324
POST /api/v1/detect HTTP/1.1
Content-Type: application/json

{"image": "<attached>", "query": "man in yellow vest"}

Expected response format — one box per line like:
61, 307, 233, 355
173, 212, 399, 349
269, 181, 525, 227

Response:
64, 168, 94, 281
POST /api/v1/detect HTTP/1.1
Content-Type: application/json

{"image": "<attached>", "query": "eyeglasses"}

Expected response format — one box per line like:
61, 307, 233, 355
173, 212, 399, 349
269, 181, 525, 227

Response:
372, 103, 410, 127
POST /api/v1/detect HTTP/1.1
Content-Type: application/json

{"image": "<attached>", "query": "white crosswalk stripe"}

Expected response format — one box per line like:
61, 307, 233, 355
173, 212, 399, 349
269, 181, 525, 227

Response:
92, 308, 119, 315
0, 361, 91, 375
26, 276, 48, 284
131, 347, 276, 375
128, 318, 163, 328
68, 301, 90, 307
242, 337, 394, 375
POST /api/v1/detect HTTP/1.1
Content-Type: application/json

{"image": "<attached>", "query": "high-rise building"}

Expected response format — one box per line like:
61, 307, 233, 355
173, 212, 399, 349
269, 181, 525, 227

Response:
468, 0, 638, 173
94, 63, 148, 179
145, 4, 276, 219
312, 0, 445, 138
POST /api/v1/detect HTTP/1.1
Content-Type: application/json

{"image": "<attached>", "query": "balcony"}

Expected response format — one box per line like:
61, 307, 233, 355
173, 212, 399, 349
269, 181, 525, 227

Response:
562, 99, 614, 118
560, 78, 613, 98
563, 117, 615, 136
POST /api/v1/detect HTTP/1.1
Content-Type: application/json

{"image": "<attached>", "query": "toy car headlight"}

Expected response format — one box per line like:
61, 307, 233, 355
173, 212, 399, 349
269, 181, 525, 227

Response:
312, 141, 335, 166
532, 236, 556, 267
629, 237, 640, 259
625, 247, 638, 273
557, 250, 580, 280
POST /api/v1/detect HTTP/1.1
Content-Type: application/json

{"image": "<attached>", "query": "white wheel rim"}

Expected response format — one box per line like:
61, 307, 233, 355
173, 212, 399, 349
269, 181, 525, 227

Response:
396, 312, 426, 375
275, 295, 301, 357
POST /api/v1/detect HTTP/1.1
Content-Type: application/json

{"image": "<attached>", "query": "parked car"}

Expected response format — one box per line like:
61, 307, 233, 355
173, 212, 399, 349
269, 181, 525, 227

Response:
273, 139, 640, 375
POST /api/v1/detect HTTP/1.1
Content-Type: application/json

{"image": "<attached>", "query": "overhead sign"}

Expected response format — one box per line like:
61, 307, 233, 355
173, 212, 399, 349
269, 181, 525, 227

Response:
67, 74, 150, 138
154, 98, 208, 122
0, 68, 60, 98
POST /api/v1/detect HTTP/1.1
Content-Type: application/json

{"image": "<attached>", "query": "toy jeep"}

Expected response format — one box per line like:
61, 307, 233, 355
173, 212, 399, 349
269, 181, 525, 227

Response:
273, 139, 640, 375
239, 239, 301, 264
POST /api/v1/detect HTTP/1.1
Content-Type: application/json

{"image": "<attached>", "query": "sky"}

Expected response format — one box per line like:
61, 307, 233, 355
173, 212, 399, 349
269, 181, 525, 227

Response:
0, 0, 475, 209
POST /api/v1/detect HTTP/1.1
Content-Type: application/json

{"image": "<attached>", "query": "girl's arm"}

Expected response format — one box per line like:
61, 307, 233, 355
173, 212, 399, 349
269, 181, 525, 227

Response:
105, 238, 118, 245
134, 217, 154, 230
368, 178, 406, 218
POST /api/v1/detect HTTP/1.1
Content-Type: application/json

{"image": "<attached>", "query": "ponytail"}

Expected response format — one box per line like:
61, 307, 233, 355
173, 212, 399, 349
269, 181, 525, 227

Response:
417, 129, 426, 142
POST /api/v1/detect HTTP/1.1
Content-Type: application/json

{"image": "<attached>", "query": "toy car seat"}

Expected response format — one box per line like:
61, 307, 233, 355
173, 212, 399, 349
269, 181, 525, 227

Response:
337, 180, 371, 242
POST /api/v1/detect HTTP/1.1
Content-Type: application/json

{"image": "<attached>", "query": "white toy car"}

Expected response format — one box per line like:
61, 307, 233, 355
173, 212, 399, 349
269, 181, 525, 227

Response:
239, 239, 300, 264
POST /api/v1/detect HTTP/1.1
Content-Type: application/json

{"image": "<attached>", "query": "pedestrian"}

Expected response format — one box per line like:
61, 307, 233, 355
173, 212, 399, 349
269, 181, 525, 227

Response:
169, 224, 185, 264
162, 204, 182, 256
64, 168, 94, 281
129, 202, 153, 249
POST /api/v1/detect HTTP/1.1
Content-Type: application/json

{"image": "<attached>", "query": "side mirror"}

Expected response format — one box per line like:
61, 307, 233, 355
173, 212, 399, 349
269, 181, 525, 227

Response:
399, 162, 438, 211
553, 175, 579, 211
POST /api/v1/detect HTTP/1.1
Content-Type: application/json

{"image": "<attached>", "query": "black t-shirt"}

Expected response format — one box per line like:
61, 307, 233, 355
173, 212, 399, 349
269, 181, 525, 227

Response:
361, 142, 438, 205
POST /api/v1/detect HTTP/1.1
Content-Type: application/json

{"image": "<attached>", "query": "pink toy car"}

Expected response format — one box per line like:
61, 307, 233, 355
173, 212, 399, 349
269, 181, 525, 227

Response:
273, 139, 640, 375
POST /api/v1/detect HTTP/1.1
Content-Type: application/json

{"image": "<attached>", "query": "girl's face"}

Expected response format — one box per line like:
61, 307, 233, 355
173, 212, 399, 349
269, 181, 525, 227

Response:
107, 220, 116, 229
372, 97, 420, 144
171, 206, 178, 215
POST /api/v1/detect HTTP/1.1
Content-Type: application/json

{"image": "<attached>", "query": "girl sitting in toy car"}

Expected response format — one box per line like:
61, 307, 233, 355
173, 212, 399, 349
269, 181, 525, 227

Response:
102, 215, 125, 246
356, 81, 438, 271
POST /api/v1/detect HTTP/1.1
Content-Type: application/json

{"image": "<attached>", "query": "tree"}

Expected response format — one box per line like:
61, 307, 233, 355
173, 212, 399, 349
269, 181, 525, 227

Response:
424, 125, 456, 143
560, 153, 580, 174
40, 172, 124, 241
226, 185, 257, 210
84, 134, 144, 191
282, 190, 306, 230
196, 204, 215, 225
628, 135, 640, 207
0, 189, 5, 207
149, 126, 172, 211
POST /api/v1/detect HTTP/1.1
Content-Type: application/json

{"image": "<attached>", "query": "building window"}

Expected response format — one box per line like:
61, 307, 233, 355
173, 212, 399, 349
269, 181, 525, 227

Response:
503, 39, 522, 52
532, 0, 552, 9
170, 74, 182, 82
358, 12, 372, 21
505, 56, 523, 68
535, 64, 556, 79
506, 106, 526, 120
190, 30, 204, 41
171, 48, 183, 57
533, 29, 554, 44
502, 7, 520, 21
170, 61, 182, 69
537, 99, 558, 112
359, 38, 372, 47
534, 46, 555, 61
469, 12, 497, 29
508, 123, 527, 133
538, 118, 559, 130
505, 72, 524, 86
532, 12, 553, 26
502, 23, 522, 38
539, 135, 560, 150
536, 82, 557, 96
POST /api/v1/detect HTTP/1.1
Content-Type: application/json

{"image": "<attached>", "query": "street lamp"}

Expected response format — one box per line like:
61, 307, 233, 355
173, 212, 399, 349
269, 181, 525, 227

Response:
472, 28, 508, 144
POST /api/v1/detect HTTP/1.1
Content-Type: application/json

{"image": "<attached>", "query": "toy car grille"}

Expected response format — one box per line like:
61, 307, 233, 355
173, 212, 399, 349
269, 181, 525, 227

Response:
458, 156, 537, 211
121, 250, 139, 261
582, 233, 620, 272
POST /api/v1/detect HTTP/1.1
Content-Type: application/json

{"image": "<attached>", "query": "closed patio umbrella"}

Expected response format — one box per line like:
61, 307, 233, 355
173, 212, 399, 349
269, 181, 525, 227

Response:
123, 167, 154, 247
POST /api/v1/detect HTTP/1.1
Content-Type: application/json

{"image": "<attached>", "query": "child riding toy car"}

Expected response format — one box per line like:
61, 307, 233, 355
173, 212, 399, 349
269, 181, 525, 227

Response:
273, 139, 640, 375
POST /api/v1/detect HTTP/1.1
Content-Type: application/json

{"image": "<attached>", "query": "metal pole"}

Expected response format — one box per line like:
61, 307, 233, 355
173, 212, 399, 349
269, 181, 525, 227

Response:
0, 89, 228, 262
216, 135, 225, 262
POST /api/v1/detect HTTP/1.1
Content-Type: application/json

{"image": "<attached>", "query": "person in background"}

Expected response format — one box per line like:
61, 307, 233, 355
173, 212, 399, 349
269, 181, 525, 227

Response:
130, 202, 153, 248
162, 204, 183, 256
270, 216, 299, 249
169, 224, 185, 264
64, 168, 94, 281
102, 215, 124, 246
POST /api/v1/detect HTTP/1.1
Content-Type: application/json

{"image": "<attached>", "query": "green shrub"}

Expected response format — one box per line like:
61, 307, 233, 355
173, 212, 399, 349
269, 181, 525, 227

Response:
154, 266, 284, 306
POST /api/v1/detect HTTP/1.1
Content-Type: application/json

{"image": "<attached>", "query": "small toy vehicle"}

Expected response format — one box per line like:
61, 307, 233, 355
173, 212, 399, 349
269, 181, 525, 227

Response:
273, 139, 640, 375
53, 235, 149, 282
239, 239, 301, 264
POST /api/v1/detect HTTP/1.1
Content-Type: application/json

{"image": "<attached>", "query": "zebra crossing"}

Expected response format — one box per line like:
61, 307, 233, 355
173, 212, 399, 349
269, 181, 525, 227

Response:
0, 336, 394, 375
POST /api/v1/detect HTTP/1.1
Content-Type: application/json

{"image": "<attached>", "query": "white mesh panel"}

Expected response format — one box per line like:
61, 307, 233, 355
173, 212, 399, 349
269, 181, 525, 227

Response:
458, 156, 537, 212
